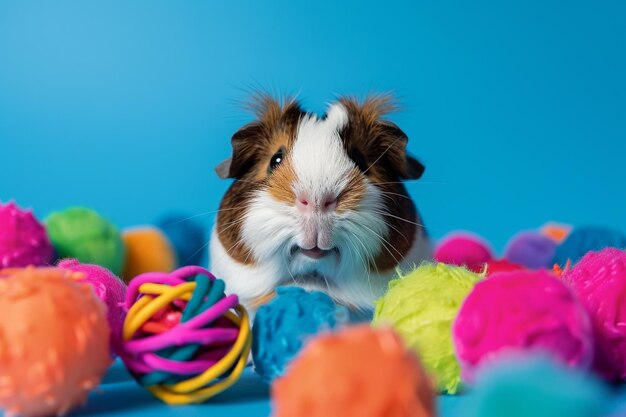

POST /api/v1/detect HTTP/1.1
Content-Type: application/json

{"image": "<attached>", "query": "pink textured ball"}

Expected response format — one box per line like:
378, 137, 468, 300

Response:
562, 248, 626, 381
58, 258, 127, 356
435, 233, 493, 273
0, 202, 53, 268
453, 270, 593, 383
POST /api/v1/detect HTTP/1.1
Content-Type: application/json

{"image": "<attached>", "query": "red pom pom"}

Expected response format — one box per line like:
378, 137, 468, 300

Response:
485, 259, 525, 276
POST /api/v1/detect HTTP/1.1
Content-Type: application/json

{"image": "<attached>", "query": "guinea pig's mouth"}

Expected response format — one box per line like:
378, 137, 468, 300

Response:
289, 245, 340, 260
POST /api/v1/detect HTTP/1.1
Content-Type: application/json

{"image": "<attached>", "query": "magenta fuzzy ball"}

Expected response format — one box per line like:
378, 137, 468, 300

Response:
453, 270, 594, 383
0, 201, 54, 268
562, 248, 626, 381
435, 233, 493, 273
58, 258, 127, 356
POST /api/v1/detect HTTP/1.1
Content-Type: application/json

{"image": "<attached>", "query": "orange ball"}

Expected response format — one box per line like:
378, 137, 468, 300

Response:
0, 267, 111, 417
541, 223, 572, 243
121, 227, 177, 282
272, 325, 436, 417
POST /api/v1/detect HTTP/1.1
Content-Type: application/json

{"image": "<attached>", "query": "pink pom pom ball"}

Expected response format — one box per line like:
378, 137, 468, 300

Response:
562, 248, 626, 381
435, 233, 493, 273
58, 258, 127, 356
453, 270, 594, 383
0, 201, 54, 268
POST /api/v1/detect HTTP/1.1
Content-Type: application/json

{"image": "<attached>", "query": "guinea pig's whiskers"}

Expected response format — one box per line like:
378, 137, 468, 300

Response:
216, 217, 248, 235
160, 207, 242, 227
371, 210, 427, 229
374, 180, 447, 185
362, 137, 402, 175
346, 231, 376, 297
377, 190, 413, 201
346, 237, 372, 292
358, 223, 403, 263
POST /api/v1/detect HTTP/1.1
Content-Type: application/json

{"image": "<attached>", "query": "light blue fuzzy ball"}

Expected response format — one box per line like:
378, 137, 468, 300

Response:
552, 226, 626, 266
467, 354, 610, 417
251, 286, 348, 383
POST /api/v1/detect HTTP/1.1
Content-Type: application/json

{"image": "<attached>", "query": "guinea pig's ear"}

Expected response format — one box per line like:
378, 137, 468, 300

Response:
215, 122, 263, 179
379, 120, 425, 180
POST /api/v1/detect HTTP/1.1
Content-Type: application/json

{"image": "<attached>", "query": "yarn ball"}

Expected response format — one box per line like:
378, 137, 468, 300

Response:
156, 213, 207, 267
0, 267, 111, 417
466, 354, 609, 417
372, 263, 481, 394
0, 201, 54, 268
252, 286, 348, 383
272, 325, 436, 417
484, 259, 525, 276
45, 207, 126, 276
58, 258, 127, 356
562, 248, 626, 381
504, 231, 557, 269
453, 269, 594, 383
552, 226, 626, 266
435, 233, 493, 273
118, 266, 251, 405
121, 227, 177, 282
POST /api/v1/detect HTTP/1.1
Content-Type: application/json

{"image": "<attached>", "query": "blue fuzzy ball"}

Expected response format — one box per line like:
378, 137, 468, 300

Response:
156, 213, 207, 267
251, 286, 348, 383
552, 226, 626, 266
467, 354, 609, 417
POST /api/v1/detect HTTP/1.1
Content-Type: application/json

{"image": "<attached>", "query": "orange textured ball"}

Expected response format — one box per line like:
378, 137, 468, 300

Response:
0, 267, 111, 417
272, 325, 436, 417
121, 227, 177, 282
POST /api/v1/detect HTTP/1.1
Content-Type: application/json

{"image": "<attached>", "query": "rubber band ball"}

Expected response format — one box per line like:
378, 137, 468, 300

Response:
118, 266, 251, 405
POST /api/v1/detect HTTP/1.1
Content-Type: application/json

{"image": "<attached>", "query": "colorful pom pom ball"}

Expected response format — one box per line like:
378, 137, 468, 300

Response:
435, 233, 492, 273
58, 258, 127, 356
466, 354, 609, 417
563, 248, 626, 381
45, 207, 126, 276
453, 269, 594, 383
372, 263, 481, 394
156, 213, 207, 267
0, 267, 111, 417
121, 227, 177, 282
484, 259, 525, 276
0, 201, 54, 268
551, 226, 626, 266
251, 286, 348, 383
272, 325, 436, 417
118, 266, 251, 404
504, 231, 557, 269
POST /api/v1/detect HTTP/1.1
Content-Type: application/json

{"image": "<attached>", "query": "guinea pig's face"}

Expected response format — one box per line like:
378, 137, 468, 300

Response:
214, 94, 425, 308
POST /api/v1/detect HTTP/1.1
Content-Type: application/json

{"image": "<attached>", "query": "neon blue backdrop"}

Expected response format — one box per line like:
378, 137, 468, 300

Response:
1, 0, 624, 253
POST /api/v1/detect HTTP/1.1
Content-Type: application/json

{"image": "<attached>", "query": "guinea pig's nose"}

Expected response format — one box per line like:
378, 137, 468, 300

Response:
296, 194, 337, 213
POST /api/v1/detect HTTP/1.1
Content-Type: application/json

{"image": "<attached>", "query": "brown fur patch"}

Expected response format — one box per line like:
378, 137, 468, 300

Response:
336, 167, 366, 213
217, 94, 304, 264
337, 95, 426, 272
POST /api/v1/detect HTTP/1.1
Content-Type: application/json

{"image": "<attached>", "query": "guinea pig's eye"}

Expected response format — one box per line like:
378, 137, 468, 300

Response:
348, 148, 369, 173
268, 147, 285, 173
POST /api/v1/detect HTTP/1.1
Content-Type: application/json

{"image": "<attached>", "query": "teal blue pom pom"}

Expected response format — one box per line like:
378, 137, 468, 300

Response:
251, 287, 348, 383
552, 226, 626, 266
467, 354, 610, 417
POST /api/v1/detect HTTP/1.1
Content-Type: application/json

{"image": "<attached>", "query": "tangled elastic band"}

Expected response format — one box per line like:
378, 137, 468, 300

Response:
119, 266, 251, 404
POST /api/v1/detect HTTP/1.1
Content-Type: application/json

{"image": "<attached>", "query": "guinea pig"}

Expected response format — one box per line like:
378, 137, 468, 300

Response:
210, 94, 431, 312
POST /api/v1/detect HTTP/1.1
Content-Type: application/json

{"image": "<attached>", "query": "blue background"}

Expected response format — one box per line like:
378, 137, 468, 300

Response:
1, 0, 625, 253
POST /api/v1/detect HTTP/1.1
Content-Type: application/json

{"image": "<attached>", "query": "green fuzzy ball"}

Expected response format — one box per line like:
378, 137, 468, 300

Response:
45, 207, 125, 275
372, 262, 481, 394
